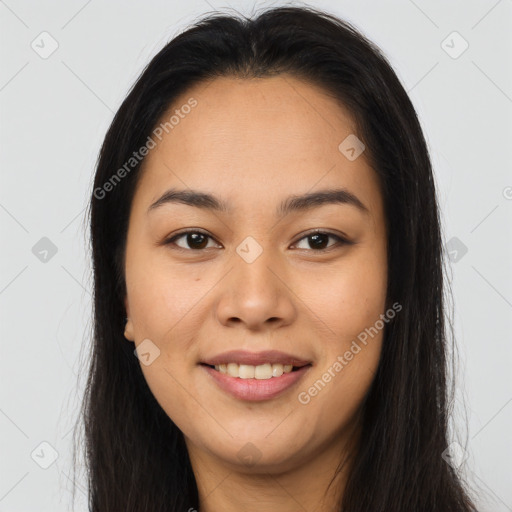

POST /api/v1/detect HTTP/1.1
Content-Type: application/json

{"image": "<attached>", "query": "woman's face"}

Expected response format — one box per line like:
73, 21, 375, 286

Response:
124, 75, 388, 473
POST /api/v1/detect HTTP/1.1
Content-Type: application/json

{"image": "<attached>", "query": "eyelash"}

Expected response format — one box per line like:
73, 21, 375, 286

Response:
163, 229, 351, 253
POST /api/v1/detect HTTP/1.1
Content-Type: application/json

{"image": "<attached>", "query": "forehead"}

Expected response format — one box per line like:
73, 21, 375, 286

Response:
133, 75, 381, 218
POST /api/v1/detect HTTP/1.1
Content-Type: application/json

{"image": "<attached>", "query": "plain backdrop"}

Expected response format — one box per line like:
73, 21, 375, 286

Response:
1, 0, 511, 510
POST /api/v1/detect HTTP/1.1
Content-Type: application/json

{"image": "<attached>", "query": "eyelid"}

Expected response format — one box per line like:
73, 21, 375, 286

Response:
291, 228, 351, 248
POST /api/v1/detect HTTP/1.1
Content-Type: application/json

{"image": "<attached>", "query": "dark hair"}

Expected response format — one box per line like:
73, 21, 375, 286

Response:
74, 5, 479, 511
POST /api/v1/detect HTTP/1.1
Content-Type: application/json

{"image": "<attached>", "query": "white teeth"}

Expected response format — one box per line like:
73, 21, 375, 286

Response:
212, 362, 297, 379
272, 364, 283, 377
254, 363, 272, 380
239, 364, 255, 378
227, 363, 239, 377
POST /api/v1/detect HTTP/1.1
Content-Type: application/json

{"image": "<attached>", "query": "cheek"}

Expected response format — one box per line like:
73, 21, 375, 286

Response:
296, 269, 386, 436
125, 259, 207, 429
299, 338, 382, 442
125, 246, 207, 342
293, 244, 386, 412
297, 249, 387, 342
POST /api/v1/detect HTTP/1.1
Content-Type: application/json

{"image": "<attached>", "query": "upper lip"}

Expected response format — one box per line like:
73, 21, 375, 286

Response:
201, 350, 312, 367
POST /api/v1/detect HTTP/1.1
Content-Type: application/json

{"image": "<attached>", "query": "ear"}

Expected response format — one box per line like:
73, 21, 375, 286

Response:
124, 296, 135, 341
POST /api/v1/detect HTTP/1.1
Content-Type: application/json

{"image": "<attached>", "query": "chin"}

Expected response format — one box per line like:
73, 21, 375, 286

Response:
197, 428, 312, 471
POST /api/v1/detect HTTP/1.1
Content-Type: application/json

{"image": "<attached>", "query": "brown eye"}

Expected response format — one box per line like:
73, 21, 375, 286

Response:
293, 231, 349, 251
165, 230, 219, 251
306, 233, 330, 250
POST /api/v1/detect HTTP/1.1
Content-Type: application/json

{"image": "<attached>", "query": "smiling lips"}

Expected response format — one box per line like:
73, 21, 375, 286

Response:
201, 349, 312, 401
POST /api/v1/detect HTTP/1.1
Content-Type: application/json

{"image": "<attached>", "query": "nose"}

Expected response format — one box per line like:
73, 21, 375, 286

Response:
214, 245, 297, 331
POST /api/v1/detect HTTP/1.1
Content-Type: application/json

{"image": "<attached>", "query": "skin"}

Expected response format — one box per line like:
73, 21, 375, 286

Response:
123, 75, 388, 512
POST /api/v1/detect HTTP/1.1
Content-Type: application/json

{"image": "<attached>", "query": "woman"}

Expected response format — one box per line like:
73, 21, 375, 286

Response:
75, 5, 479, 511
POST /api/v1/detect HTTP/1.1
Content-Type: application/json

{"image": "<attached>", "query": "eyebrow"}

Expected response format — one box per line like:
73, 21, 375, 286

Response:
147, 187, 369, 217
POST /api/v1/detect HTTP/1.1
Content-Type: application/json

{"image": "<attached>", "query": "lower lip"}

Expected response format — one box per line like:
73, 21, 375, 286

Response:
201, 364, 311, 402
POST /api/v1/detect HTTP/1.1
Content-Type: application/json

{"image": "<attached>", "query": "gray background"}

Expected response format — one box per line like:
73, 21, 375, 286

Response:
1, 0, 511, 510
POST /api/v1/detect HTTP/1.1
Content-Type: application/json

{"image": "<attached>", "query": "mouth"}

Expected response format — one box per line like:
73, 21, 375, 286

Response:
199, 350, 313, 401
